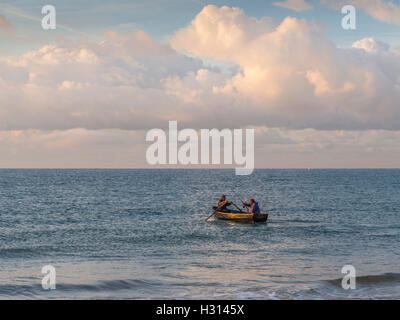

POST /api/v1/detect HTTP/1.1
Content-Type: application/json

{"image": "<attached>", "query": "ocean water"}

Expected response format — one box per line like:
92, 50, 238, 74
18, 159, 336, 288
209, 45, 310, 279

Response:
0, 169, 399, 300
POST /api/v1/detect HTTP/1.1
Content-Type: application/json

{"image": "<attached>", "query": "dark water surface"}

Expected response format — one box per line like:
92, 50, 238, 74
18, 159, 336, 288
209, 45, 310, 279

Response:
0, 169, 399, 299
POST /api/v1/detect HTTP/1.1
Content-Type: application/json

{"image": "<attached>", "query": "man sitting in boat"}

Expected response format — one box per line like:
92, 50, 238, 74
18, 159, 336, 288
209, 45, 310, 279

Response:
242, 198, 261, 214
213, 195, 232, 212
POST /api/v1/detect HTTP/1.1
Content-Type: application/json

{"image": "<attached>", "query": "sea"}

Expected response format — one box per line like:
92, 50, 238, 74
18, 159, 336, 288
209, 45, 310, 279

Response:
0, 169, 399, 299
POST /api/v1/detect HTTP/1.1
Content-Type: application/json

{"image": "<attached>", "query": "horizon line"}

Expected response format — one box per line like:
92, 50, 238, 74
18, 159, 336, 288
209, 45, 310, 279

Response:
0, 167, 398, 170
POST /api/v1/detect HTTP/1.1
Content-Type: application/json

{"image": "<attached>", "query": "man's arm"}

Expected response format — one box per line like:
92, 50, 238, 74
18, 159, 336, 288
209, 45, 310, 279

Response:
248, 204, 254, 213
218, 200, 230, 207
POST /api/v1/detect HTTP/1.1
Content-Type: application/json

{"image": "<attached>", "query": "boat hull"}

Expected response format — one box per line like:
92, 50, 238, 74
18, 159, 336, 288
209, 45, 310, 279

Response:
214, 211, 268, 223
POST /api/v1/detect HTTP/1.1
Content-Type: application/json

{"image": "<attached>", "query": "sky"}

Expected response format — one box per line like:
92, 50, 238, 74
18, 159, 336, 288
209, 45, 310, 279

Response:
0, 0, 400, 168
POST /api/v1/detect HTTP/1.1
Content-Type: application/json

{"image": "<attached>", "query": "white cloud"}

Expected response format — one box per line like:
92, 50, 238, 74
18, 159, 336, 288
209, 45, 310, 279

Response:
171, 5, 400, 130
274, 0, 313, 12
0, 31, 205, 130
352, 37, 390, 54
0, 5, 400, 134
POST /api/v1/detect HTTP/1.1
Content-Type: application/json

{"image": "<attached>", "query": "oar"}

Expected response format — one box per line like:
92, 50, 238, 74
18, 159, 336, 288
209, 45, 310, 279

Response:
235, 195, 250, 213
205, 207, 220, 221
234, 193, 246, 206
231, 202, 244, 213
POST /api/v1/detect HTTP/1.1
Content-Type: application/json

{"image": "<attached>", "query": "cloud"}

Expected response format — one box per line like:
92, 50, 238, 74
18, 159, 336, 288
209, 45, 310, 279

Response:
0, 129, 148, 168
0, 15, 12, 33
1, 4, 400, 168
352, 37, 390, 54
354, 0, 400, 25
274, 0, 313, 12
1, 127, 400, 168
320, 0, 400, 25
0, 30, 204, 130
254, 128, 400, 168
0, 5, 400, 133
170, 5, 400, 130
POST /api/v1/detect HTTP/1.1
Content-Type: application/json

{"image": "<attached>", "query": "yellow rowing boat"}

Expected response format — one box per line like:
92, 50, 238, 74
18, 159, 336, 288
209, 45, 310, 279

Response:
214, 210, 268, 223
